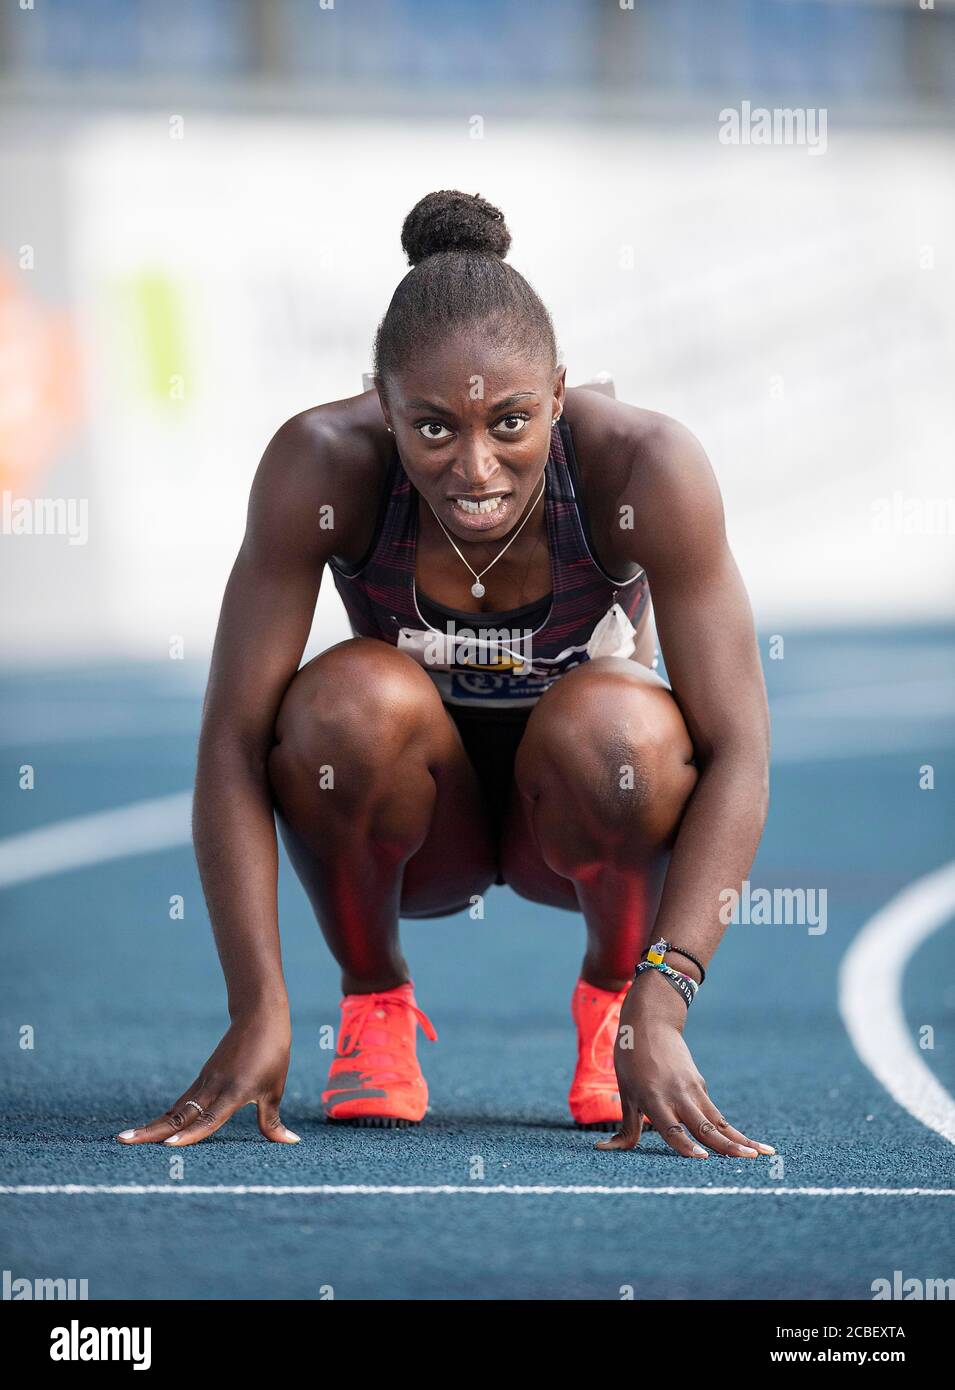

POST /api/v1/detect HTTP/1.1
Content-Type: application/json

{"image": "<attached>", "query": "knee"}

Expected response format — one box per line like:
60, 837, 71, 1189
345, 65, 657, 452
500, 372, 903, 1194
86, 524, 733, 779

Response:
268, 638, 438, 799
517, 664, 698, 852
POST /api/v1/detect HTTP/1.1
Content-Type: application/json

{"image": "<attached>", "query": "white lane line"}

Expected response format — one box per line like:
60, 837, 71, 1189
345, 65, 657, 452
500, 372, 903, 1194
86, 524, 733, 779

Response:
839, 859, 955, 1146
0, 793, 192, 890
1, 1185, 953, 1197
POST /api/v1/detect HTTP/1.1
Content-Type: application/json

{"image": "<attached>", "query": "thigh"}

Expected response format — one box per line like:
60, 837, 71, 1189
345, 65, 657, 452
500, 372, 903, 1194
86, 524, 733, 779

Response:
272, 638, 497, 918
399, 701, 499, 915
498, 656, 690, 907
498, 778, 581, 910
391, 691, 500, 921
404, 704, 530, 915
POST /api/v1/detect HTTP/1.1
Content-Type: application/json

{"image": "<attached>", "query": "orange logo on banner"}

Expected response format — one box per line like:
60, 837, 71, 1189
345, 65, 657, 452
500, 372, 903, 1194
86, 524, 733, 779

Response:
0, 262, 82, 493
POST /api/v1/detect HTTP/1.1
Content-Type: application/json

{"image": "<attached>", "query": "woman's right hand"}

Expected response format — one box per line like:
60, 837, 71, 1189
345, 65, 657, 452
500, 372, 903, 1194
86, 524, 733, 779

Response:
116, 1009, 299, 1147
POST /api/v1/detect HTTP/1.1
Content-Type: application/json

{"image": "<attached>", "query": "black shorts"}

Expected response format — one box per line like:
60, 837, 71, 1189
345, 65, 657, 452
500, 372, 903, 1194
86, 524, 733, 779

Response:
444, 702, 532, 884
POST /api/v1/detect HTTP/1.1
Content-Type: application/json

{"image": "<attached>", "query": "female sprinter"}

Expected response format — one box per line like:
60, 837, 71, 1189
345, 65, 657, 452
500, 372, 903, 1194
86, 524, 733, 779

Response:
117, 190, 774, 1161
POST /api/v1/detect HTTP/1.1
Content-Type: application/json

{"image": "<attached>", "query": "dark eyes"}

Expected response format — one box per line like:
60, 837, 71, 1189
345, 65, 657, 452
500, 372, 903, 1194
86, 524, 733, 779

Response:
497, 414, 529, 433
414, 413, 529, 441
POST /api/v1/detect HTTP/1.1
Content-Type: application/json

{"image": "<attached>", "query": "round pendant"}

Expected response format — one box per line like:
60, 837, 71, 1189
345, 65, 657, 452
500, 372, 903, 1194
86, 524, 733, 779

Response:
471, 581, 485, 598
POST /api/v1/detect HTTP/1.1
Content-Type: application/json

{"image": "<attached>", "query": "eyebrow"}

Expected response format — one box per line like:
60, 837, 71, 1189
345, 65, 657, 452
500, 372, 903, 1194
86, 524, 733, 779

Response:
405, 391, 540, 417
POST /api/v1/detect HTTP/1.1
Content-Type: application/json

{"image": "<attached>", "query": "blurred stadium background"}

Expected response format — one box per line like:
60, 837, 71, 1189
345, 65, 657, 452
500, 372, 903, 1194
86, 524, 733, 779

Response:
2, 1, 954, 1306
1, 0, 953, 671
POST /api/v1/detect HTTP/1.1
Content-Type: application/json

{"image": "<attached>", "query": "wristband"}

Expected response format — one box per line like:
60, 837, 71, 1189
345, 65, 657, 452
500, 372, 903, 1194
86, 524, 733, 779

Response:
634, 960, 698, 1010
643, 937, 706, 984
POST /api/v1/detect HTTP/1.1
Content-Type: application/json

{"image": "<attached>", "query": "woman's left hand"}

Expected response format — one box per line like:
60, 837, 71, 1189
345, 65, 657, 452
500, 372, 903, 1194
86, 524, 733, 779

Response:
596, 970, 775, 1159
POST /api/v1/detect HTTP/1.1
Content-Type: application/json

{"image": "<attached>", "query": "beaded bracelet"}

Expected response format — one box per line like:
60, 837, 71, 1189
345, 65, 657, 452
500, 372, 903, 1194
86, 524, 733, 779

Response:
644, 938, 707, 984
633, 960, 698, 1010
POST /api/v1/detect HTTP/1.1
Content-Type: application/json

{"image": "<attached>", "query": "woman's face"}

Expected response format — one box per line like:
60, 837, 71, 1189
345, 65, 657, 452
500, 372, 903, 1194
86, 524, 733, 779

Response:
380, 330, 565, 541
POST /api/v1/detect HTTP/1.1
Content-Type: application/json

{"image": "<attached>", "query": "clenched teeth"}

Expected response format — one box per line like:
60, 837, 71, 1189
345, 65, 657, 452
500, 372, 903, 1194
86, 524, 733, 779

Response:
454, 496, 505, 514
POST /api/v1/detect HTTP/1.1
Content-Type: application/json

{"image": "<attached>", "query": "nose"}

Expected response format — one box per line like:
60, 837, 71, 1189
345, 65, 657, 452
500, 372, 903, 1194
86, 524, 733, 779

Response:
451, 434, 500, 491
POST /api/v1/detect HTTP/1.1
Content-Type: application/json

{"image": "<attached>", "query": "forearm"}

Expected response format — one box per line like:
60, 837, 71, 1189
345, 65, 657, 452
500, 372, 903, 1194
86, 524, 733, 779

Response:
193, 736, 288, 1024
648, 748, 769, 987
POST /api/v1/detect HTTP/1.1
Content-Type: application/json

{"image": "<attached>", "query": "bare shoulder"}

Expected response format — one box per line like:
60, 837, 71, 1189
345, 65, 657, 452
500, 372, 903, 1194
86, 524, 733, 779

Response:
562, 387, 723, 572
255, 389, 390, 498
248, 390, 393, 563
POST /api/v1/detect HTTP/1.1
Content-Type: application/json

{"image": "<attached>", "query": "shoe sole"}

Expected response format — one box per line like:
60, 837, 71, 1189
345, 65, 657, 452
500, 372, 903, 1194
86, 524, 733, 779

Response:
325, 1115, 419, 1128
328, 1116, 653, 1131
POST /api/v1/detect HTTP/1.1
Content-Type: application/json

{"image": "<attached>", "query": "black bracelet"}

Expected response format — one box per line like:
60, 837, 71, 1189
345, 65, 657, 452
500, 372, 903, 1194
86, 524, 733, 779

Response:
667, 945, 706, 984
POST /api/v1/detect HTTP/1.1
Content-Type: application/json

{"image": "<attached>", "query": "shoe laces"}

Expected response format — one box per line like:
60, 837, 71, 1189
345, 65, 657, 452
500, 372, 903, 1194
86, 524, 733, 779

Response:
339, 988, 438, 1064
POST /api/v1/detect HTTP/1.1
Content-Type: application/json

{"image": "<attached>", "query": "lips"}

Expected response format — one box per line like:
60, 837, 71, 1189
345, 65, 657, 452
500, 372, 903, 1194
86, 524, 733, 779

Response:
445, 492, 514, 533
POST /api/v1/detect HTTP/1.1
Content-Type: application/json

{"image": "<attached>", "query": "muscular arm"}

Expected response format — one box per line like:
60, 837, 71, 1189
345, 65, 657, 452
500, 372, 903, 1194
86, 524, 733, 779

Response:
627, 418, 770, 995
193, 413, 344, 1024
116, 406, 384, 1146
587, 413, 775, 1158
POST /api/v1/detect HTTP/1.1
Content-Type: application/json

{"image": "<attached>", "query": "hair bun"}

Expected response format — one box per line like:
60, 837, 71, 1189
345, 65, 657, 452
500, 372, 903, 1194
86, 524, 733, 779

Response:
401, 190, 511, 267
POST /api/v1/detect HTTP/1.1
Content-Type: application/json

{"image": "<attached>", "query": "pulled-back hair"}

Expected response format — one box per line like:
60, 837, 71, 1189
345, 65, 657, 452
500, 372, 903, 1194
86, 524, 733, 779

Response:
372, 190, 557, 386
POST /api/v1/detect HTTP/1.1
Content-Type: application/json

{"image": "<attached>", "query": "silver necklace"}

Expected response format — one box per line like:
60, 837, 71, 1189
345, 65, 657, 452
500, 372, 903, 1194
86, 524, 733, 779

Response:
426, 468, 547, 598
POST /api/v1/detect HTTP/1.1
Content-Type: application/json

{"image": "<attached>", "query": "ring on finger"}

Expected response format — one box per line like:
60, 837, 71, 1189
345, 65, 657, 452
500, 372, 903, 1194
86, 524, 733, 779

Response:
184, 1099, 210, 1119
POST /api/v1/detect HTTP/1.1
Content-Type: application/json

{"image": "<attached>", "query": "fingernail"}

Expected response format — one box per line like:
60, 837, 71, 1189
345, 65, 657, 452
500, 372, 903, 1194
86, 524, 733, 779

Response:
283, 1129, 301, 1143
738, 1145, 759, 1156
116, 1130, 136, 1140
756, 1143, 776, 1155
163, 1136, 181, 1145
692, 1145, 708, 1157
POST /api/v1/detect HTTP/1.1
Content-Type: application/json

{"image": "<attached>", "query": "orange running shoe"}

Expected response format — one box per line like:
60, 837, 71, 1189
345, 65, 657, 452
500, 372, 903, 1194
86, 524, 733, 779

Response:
569, 978, 652, 1132
323, 981, 437, 1127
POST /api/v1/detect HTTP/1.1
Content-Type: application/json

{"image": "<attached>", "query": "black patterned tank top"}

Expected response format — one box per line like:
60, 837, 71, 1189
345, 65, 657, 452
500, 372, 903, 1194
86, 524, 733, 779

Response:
328, 417, 649, 709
